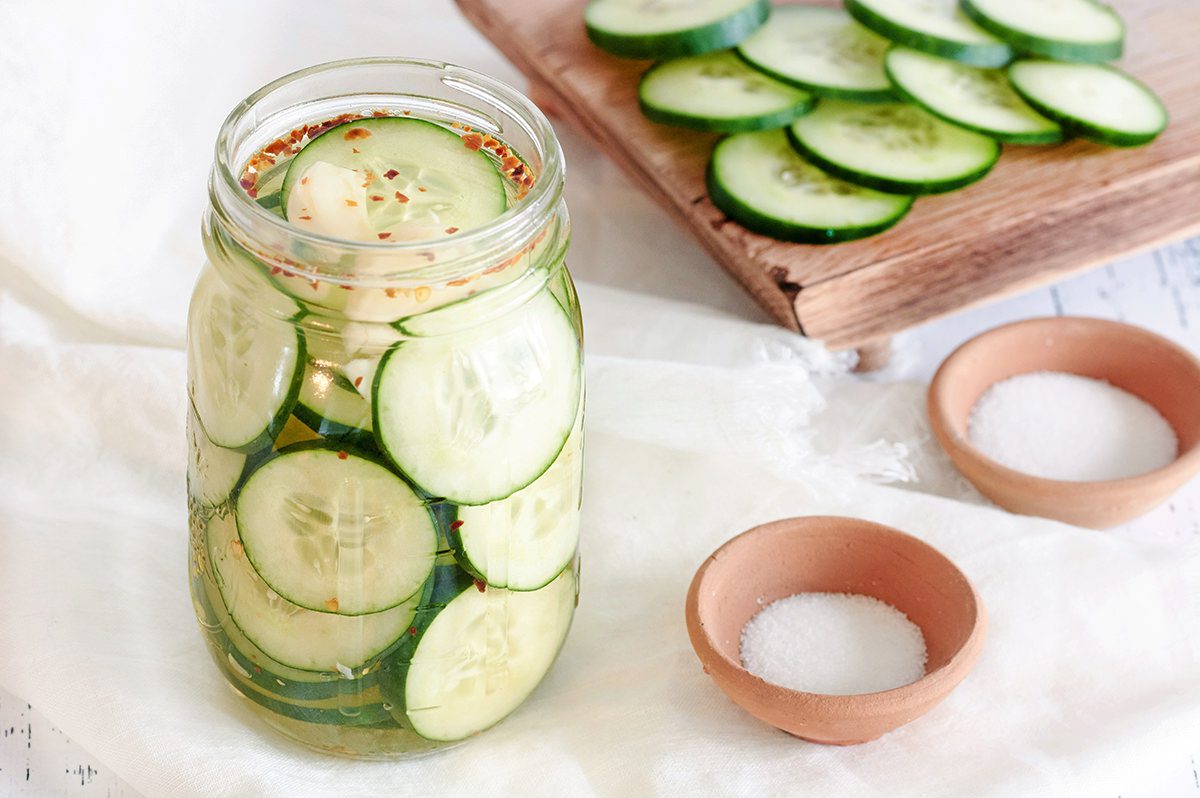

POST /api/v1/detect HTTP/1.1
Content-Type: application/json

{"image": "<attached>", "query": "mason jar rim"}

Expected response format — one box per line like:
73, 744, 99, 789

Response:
209, 57, 566, 285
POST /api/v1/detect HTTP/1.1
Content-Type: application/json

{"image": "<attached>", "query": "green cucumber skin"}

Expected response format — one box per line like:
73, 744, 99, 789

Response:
1006, 63, 1166, 148
961, 0, 1124, 63
233, 440, 438, 616
447, 517, 575, 593
586, 0, 770, 60
784, 125, 999, 195
733, 49, 899, 104
844, 0, 1012, 68
291, 399, 377, 451
882, 59, 1064, 146
638, 77, 815, 133
705, 154, 914, 244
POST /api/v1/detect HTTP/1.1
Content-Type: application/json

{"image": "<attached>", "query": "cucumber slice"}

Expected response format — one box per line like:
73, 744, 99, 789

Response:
1007, 60, 1167, 148
708, 129, 914, 243
585, 0, 769, 59
638, 50, 814, 132
208, 512, 422, 672
187, 406, 248, 509
399, 566, 576, 741
374, 290, 582, 505
963, 0, 1124, 62
787, 100, 1000, 194
281, 118, 506, 243
844, 0, 1012, 67
188, 267, 304, 452
735, 6, 896, 102
294, 361, 375, 447
884, 47, 1062, 144
235, 443, 438, 616
451, 411, 583, 591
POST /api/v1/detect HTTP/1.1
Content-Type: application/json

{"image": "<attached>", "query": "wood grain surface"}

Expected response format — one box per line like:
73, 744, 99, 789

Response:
456, 0, 1200, 349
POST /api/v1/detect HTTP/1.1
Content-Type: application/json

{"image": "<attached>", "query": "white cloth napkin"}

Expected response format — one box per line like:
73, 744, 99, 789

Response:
2, 1, 1199, 796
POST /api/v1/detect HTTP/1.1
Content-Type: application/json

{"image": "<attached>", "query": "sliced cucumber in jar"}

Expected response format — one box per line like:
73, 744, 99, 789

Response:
188, 267, 305, 452
787, 100, 1001, 194
1007, 60, 1167, 148
386, 564, 576, 742
235, 443, 439, 616
451, 411, 583, 591
735, 6, 896, 102
708, 129, 914, 243
585, 0, 770, 60
187, 406, 248, 509
844, 0, 1012, 68
294, 362, 375, 447
638, 51, 814, 133
962, 0, 1124, 63
208, 511, 422, 673
281, 118, 507, 243
884, 47, 1062, 144
374, 289, 582, 506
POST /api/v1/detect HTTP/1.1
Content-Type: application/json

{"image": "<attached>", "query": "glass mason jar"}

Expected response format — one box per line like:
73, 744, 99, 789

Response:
186, 58, 582, 758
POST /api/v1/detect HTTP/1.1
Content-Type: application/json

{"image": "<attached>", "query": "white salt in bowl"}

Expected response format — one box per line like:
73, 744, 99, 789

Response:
928, 317, 1200, 529
685, 516, 986, 745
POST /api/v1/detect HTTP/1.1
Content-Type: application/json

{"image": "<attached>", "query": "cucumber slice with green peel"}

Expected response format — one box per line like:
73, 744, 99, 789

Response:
235, 443, 438, 616
208, 511, 423, 673
638, 51, 814, 132
1007, 61, 1167, 148
188, 267, 305, 452
735, 6, 896, 102
451, 413, 583, 591
374, 290, 582, 506
787, 100, 1000, 194
844, 0, 1012, 67
962, 0, 1124, 63
294, 361, 375, 447
708, 129, 914, 243
282, 118, 507, 243
384, 565, 576, 742
187, 406, 248, 509
585, 0, 769, 59
884, 47, 1062, 144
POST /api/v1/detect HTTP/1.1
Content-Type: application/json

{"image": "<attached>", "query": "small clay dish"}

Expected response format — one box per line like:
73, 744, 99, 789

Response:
928, 317, 1200, 529
685, 516, 986, 745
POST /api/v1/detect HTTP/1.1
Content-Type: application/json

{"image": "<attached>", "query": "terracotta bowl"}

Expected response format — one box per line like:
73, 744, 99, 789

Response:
928, 317, 1200, 529
685, 516, 986, 745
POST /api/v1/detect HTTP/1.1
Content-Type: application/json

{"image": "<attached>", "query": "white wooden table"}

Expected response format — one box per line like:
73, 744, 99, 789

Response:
6, 122, 1197, 796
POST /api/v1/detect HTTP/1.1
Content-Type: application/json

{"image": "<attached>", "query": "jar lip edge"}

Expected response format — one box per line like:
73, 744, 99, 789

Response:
211, 56, 565, 260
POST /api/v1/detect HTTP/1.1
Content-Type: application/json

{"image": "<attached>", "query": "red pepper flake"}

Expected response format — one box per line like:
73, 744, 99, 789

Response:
383, 169, 399, 180
385, 287, 397, 298
354, 376, 364, 388
473, 579, 487, 593
462, 132, 484, 151
502, 156, 521, 171
309, 280, 320, 291
482, 135, 500, 151
300, 176, 310, 186
337, 451, 349, 460
445, 227, 459, 234
418, 186, 427, 192
270, 266, 283, 275
351, 147, 361, 154
338, 284, 354, 291
265, 139, 288, 155
408, 626, 418, 637
372, 110, 389, 118
395, 191, 409, 203
345, 199, 358, 207
343, 127, 372, 140
450, 520, 464, 530
403, 110, 412, 116
462, 125, 472, 133
324, 598, 340, 612
377, 232, 392, 240
239, 176, 256, 191
370, 194, 385, 202
245, 187, 258, 199
298, 215, 313, 221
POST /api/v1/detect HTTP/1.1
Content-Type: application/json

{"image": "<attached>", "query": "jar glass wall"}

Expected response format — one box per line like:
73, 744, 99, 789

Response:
186, 59, 581, 758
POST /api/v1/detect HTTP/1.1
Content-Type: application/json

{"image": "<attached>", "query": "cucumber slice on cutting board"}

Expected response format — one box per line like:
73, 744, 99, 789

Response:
235, 443, 438, 616
963, 0, 1124, 63
638, 50, 814, 132
1007, 60, 1167, 147
208, 511, 422, 673
787, 100, 1000, 194
374, 289, 582, 505
585, 0, 769, 59
736, 5, 896, 102
885, 47, 1062, 144
188, 267, 304, 452
708, 129, 914, 243
282, 118, 506, 243
844, 0, 1012, 68
384, 564, 576, 742
451, 411, 583, 591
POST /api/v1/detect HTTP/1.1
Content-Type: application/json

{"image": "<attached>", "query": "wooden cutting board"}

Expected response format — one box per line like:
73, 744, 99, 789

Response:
456, 0, 1200, 360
